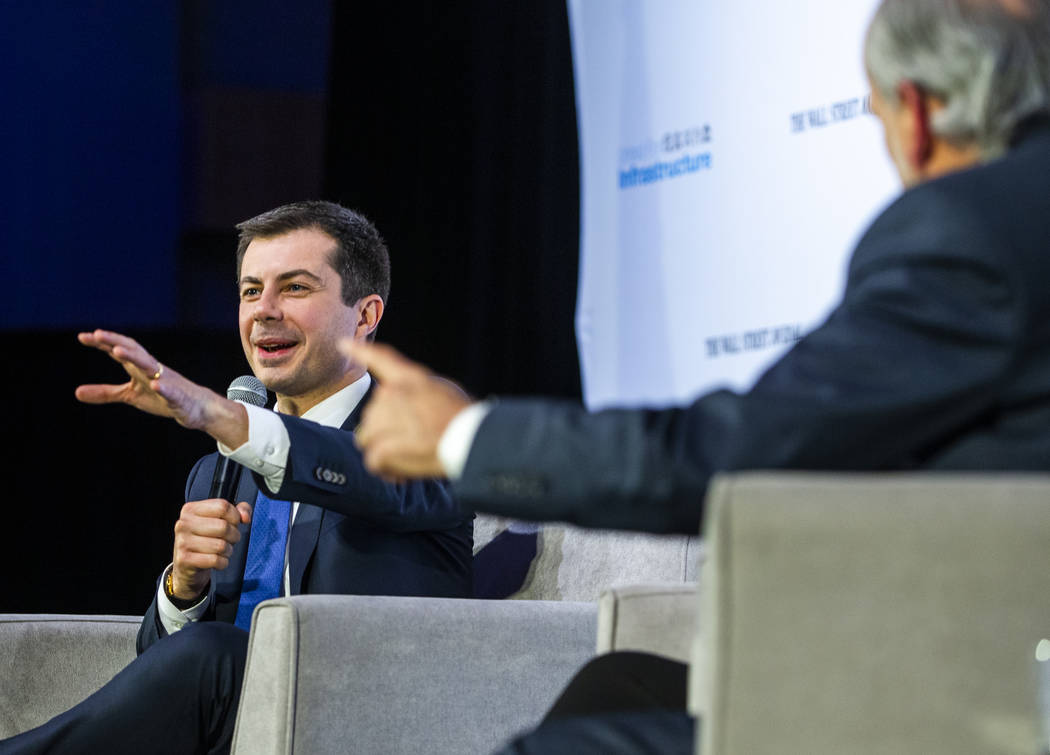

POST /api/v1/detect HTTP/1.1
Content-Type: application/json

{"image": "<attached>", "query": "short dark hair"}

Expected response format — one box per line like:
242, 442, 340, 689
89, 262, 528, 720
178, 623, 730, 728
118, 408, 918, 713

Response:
235, 201, 391, 306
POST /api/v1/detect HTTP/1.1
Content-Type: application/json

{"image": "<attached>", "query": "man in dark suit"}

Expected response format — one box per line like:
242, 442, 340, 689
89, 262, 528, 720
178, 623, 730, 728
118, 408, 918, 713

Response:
346, 0, 1050, 751
133, 382, 470, 655
0, 201, 471, 754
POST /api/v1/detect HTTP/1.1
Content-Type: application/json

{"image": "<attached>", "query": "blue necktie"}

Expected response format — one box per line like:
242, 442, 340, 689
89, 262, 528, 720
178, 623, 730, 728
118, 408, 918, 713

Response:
234, 490, 292, 630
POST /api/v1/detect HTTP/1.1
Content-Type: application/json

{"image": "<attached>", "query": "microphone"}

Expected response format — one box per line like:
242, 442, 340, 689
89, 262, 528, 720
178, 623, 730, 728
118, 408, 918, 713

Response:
209, 375, 268, 500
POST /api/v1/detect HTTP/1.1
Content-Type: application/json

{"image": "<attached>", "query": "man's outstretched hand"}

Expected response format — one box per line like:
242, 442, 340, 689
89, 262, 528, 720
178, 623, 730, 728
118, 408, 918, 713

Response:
76, 329, 249, 448
343, 340, 472, 481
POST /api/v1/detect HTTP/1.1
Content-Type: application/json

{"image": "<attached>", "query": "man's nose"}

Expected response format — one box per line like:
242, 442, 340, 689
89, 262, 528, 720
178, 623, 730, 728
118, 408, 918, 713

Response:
252, 290, 282, 321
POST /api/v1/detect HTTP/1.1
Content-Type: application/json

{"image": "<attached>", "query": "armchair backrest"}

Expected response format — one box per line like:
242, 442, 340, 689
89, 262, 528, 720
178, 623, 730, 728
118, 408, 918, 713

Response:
695, 472, 1050, 755
474, 514, 700, 601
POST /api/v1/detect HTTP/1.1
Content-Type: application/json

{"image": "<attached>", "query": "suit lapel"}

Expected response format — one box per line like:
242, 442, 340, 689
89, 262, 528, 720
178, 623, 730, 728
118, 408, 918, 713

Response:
287, 502, 323, 595
286, 379, 374, 595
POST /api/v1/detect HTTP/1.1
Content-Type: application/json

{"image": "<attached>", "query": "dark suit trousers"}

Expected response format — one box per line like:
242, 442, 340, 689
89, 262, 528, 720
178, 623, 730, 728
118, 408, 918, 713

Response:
495, 651, 696, 754
0, 623, 248, 755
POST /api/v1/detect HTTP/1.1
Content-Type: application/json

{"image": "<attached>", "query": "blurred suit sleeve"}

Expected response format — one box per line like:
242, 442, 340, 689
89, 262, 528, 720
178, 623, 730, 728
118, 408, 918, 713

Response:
452, 182, 1037, 535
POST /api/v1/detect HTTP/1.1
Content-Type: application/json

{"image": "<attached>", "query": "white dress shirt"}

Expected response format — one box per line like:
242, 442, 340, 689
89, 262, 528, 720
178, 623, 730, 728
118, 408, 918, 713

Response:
436, 400, 494, 479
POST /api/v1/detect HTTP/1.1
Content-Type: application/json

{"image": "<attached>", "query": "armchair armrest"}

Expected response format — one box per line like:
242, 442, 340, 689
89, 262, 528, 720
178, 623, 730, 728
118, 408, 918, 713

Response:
231, 595, 598, 755
0, 614, 140, 738
596, 583, 698, 663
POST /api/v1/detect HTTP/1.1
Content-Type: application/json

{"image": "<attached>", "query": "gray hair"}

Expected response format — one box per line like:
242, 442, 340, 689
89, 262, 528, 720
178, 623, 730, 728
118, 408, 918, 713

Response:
865, 0, 1050, 156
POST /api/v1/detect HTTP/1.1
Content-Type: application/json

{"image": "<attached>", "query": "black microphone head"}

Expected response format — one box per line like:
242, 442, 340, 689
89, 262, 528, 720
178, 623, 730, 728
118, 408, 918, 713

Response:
227, 375, 268, 407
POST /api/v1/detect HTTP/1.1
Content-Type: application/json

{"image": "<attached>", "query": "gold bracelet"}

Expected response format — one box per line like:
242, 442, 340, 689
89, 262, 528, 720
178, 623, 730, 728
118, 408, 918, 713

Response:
165, 570, 200, 609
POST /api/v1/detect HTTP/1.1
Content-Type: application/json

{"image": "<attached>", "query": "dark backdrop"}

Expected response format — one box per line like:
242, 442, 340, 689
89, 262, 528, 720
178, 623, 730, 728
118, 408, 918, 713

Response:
3, 1, 579, 614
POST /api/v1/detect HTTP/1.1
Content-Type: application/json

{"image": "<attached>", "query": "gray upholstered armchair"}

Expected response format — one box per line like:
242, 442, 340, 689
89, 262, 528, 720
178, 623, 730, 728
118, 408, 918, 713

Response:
228, 519, 698, 754
692, 472, 1050, 755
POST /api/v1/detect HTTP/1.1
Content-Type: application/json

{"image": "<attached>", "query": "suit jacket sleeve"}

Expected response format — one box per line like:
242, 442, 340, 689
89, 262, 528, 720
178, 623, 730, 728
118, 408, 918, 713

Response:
261, 414, 466, 532
136, 456, 220, 654
454, 183, 1023, 535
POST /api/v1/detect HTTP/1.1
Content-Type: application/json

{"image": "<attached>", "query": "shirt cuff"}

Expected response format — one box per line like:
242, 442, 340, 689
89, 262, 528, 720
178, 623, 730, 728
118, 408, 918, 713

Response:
218, 403, 289, 494
156, 564, 210, 635
437, 400, 494, 480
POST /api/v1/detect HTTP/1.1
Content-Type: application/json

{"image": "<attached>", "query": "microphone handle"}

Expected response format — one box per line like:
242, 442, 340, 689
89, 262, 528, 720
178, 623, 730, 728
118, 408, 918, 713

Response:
209, 455, 244, 501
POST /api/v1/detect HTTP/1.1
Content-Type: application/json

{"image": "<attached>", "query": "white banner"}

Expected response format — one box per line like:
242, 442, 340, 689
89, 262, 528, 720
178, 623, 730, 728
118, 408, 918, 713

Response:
568, 0, 899, 409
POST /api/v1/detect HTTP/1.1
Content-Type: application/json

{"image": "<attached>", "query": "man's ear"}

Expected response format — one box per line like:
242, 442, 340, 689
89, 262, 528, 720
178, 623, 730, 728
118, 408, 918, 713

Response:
355, 295, 384, 338
897, 80, 934, 170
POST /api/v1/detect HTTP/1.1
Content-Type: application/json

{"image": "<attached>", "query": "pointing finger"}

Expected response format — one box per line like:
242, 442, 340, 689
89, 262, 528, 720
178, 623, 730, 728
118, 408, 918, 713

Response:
353, 386, 389, 449
338, 339, 425, 385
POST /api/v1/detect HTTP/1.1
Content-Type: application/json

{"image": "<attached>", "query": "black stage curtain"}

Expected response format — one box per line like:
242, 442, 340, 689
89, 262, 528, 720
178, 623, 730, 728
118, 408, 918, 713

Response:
8, 330, 247, 615
324, 1, 581, 399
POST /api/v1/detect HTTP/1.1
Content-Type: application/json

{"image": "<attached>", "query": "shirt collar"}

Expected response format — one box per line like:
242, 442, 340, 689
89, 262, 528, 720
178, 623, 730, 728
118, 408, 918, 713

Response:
277, 373, 371, 429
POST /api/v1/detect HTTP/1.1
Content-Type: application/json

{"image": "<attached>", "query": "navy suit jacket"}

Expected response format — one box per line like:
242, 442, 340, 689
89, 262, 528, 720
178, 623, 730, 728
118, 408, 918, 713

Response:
138, 385, 472, 653
454, 120, 1050, 536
